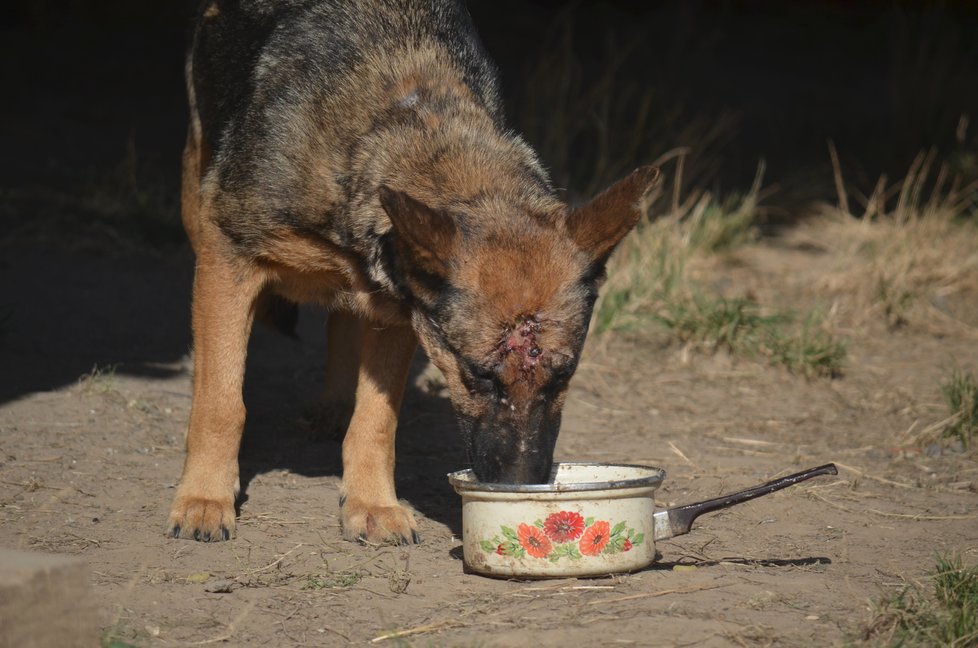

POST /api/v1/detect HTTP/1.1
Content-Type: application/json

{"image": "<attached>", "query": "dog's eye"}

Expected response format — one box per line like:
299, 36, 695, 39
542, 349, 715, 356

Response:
464, 365, 501, 396
549, 357, 577, 382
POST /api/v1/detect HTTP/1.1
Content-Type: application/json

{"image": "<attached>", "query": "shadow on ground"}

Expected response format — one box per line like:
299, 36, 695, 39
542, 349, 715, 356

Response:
235, 304, 464, 535
0, 242, 464, 533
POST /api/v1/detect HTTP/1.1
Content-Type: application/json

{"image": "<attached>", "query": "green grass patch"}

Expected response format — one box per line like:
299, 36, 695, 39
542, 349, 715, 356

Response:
861, 554, 978, 647
100, 621, 139, 648
595, 178, 845, 379
77, 363, 120, 395
102, 638, 137, 648
683, 189, 760, 254
655, 295, 845, 379
302, 569, 363, 590
655, 295, 778, 351
942, 369, 978, 449
757, 310, 848, 380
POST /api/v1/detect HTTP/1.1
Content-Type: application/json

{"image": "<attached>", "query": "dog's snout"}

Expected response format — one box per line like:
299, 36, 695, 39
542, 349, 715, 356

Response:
495, 457, 552, 485
465, 403, 560, 484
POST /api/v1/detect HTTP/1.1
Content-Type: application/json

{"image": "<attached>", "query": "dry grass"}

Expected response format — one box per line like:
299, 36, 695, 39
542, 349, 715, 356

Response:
595, 156, 765, 334
594, 160, 846, 378
806, 147, 978, 333
861, 554, 978, 647
942, 369, 978, 450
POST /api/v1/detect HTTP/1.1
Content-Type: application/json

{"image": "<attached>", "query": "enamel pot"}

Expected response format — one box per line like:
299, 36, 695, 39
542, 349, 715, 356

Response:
448, 462, 838, 579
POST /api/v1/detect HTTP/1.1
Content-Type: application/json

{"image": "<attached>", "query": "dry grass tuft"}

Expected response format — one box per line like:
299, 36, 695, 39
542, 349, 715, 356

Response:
595, 160, 846, 378
861, 554, 978, 647
942, 369, 978, 450
806, 147, 978, 333
595, 156, 765, 334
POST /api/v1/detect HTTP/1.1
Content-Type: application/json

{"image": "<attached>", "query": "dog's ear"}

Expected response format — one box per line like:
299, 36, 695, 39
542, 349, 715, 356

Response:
566, 166, 661, 265
379, 185, 457, 277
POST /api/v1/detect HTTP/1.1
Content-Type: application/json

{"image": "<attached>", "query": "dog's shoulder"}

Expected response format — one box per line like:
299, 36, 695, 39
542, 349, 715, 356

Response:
191, 0, 502, 138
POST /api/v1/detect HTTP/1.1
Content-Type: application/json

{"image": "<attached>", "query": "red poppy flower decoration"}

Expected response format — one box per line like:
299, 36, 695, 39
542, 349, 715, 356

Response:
579, 520, 611, 556
543, 511, 586, 543
517, 523, 553, 558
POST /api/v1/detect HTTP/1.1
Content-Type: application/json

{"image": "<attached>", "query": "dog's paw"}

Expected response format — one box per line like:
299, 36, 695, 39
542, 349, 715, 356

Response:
341, 498, 420, 545
166, 491, 235, 542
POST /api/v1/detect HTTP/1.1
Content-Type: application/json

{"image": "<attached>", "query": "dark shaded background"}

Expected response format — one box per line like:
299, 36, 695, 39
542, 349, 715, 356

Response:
1, 0, 977, 403
4, 1, 978, 200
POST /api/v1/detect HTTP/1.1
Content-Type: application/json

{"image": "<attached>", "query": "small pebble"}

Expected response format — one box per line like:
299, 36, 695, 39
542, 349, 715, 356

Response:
204, 579, 236, 593
186, 572, 210, 584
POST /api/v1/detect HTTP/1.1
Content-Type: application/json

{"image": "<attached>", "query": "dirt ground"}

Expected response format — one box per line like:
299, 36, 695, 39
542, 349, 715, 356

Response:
2, 235, 976, 647
2, 4, 977, 646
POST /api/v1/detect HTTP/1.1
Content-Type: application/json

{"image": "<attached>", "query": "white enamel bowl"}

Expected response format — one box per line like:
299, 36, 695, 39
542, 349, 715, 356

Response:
448, 461, 838, 579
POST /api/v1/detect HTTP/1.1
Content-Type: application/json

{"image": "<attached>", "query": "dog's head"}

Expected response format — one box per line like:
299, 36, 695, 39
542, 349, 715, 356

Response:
380, 166, 660, 483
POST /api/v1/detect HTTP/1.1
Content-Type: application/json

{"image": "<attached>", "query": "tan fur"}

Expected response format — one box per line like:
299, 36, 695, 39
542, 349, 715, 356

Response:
318, 311, 363, 438
167, 217, 267, 540
256, 233, 407, 325
169, 2, 659, 543
567, 166, 661, 262
338, 324, 418, 542
180, 133, 204, 252
171, 123, 417, 542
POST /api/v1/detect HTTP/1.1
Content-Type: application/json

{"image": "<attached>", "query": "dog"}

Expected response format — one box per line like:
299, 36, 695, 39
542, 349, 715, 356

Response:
168, 0, 659, 545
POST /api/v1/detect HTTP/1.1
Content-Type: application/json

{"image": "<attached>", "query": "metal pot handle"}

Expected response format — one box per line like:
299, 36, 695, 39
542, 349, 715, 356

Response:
653, 463, 838, 540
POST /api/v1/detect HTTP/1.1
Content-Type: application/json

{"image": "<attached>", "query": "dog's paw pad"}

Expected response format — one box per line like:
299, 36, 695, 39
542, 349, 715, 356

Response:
341, 500, 419, 545
167, 494, 235, 542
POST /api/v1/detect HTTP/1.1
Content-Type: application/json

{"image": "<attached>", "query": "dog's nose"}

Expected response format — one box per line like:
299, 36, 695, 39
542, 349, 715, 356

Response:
482, 453, 551, 485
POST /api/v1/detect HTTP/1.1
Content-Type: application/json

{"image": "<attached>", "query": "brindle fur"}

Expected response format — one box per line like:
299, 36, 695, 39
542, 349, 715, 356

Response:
169, 0, 659, 544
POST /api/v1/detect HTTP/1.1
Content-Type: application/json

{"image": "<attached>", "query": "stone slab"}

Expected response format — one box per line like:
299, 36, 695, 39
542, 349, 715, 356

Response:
0, 548, 97, 648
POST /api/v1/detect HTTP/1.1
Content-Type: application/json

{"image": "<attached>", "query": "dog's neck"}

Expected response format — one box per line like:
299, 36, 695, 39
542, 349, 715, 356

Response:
349, 68, 565, 297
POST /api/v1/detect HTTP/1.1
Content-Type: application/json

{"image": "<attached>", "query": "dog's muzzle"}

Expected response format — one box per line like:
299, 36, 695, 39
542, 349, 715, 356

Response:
460, 405, 561, 485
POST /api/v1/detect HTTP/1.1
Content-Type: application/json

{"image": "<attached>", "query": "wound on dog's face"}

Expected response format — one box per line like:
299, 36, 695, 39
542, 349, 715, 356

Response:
386, 167, 654, 485
412, 230, 597, 485
498, 316, 543, 373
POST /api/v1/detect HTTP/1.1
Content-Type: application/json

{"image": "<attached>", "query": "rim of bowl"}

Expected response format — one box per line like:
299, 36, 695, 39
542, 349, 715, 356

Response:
447, 461, 666, 493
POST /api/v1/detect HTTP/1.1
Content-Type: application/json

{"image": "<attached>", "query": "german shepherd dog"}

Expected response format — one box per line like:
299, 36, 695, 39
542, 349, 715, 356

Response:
169, 0, 659, 544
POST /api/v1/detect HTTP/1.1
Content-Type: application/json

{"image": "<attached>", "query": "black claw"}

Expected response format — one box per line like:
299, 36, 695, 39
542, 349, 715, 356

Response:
338, 495, 346, 507
221, 527, 230, 541
201, 530, 212, 542
399, 535, 409, 546
193, 529, 202, 541
411, 530, 421, 544
356, 533, 368, 545
170, 525, 181, 538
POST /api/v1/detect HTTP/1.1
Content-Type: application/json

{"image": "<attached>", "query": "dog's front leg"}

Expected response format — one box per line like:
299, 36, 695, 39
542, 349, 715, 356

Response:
316, 311, 363, 439
167, 251, 264, 541
340, 323, 420, 544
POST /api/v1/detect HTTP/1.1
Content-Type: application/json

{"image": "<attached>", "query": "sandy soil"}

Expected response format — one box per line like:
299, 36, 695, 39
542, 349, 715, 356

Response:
2, 237, 976, 647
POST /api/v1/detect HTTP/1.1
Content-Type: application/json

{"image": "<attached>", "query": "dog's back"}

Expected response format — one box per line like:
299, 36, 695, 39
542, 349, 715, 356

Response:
191, 0, 501, 129
171, 0, 657, 546
188, 0, 510, 254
